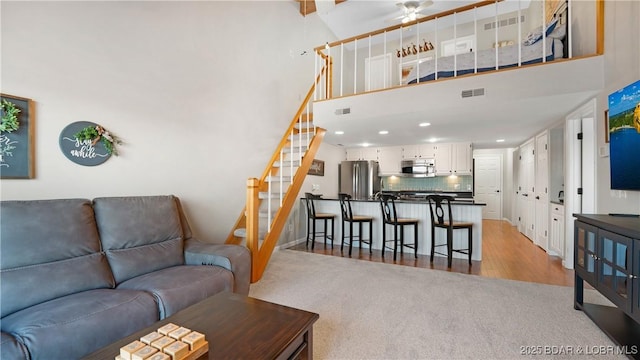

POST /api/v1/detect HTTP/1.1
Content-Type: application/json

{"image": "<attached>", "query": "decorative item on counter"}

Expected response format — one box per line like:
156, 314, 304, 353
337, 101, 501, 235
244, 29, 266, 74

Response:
0, 93, 35, 179
58, 121, 122, 166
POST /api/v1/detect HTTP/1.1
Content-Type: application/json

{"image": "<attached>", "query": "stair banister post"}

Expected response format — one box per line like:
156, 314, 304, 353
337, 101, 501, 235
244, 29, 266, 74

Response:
246, 178, 260, 276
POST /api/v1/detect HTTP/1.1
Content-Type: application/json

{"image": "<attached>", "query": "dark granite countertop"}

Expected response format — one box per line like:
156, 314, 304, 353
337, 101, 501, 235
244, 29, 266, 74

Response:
310, 196, 485, 206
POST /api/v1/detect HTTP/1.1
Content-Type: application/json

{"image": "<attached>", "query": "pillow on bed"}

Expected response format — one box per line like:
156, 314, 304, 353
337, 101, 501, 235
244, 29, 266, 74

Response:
523, 18, 559, 46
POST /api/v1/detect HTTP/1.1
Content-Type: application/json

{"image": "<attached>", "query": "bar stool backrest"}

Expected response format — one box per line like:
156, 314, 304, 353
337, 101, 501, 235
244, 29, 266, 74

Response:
426, 195, 455, 226
304, 192, 320, 218
338, 193, 354, 221
379, 194, 399, 224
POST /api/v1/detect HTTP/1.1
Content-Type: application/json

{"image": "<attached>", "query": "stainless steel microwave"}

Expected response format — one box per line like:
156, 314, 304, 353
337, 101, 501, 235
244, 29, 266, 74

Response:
401, 159, 435, 177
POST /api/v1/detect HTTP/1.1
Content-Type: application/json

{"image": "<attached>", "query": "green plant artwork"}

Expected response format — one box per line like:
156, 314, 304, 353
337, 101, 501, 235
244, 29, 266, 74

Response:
0, 99, 21, 134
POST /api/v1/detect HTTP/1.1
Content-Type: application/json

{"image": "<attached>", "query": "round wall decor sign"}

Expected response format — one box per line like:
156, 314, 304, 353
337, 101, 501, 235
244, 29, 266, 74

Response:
59, 121, 111, 166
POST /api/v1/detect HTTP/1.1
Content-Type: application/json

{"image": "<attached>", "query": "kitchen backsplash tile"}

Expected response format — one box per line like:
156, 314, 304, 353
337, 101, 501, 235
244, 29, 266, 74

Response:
382, 175, 472, 192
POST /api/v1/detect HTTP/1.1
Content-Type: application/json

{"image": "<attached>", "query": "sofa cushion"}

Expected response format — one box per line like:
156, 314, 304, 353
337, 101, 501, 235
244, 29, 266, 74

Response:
185, 240, 251, 295
1, 289, 158, 360
117, 265, 233, 319
0, 199, 114, 318
93, 196, 185, 284
1, 332, 28, 360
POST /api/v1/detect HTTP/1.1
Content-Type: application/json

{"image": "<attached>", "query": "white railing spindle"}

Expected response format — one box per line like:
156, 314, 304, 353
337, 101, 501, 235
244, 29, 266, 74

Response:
542, 0, 547, 62
340, 42, 344, 96
367, 35, 372, 91
518, 0, 522, 66
494, 2, 499, 70
454, 12, 458, 77
474, 6, 478, 73
435, 17, 438, 80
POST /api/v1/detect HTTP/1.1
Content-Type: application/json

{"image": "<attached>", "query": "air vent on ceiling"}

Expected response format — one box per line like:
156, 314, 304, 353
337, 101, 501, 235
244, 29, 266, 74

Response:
461, 88, 485, 98
335, 107, 351, 115
484, 15, 525, 30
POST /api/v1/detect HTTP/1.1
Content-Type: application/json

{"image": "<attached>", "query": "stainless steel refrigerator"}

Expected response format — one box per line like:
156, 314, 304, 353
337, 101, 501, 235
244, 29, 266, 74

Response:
339, 160, 381, 200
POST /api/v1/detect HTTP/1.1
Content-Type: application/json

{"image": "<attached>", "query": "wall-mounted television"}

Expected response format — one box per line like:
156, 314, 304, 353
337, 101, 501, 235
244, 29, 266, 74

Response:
608, 79, 640, 191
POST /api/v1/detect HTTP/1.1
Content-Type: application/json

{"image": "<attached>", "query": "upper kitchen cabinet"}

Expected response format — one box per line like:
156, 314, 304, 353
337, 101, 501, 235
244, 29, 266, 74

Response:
434, 142, 472, 176
433, 143, 451, 175
378, 146, 403, 175
401, 144, 435, 160
346, 147, 378, 161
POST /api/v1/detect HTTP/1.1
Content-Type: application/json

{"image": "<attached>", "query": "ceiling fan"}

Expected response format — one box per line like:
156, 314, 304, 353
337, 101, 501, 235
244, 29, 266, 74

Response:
391, 0, 434, 24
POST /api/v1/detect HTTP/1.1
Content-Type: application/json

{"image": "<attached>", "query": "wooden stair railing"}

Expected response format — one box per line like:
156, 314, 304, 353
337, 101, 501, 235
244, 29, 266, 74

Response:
225, 56, 331, 282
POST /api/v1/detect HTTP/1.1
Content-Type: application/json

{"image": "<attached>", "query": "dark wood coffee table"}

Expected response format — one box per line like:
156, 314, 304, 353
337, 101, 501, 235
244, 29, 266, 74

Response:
83, 291, 319, 360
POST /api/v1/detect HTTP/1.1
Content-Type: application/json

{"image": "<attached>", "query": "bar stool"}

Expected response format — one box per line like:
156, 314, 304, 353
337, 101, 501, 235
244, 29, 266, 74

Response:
379, 194, 419, 261
338, 193, 374, 256
426, 194, 473, 267
304, 192, 335, 249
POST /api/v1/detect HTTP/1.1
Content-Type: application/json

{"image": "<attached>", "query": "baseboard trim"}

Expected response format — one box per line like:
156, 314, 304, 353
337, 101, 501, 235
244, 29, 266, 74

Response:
276, 237, 306, 251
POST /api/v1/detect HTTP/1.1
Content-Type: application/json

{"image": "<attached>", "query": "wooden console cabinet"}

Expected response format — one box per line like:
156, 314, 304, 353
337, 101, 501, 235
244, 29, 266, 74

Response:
574, 214, 640, 358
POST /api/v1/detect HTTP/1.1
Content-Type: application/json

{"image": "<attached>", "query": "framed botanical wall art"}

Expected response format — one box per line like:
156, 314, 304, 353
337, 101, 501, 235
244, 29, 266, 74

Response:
0, 93, 35, 179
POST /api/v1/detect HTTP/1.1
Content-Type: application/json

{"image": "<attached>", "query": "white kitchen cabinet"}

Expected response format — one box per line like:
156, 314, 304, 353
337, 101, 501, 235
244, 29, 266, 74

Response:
378, 146, 403, 175
452, 142, 473, 175
346, 147, 378, 161
549, 203, 565, 257
433, 142, 472, 176
433, 143, 452, 175
401, 144, 434, 159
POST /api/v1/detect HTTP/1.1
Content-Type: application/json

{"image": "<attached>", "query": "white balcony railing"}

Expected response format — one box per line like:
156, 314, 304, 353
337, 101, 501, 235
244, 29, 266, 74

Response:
313, 0, 602, 102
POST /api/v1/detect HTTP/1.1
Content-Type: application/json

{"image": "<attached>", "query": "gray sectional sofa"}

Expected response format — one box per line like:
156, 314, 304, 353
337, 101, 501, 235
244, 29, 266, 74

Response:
0, 195, 251, 360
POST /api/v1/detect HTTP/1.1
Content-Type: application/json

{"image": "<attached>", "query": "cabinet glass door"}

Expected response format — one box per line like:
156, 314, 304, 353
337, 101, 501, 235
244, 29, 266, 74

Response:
598, 229, 632, 311
575, 221, 597, 283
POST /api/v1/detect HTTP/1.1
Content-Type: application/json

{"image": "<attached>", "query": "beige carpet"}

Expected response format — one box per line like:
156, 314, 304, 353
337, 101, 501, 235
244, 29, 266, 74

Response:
249, 249, 624, 359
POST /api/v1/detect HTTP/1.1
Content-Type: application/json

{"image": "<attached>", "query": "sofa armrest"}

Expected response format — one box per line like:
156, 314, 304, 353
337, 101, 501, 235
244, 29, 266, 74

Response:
184, 239, 251, 295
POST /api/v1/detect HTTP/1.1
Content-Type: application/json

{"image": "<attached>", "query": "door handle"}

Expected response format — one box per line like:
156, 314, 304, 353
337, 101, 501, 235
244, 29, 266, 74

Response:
523, 194, 528, 197
496, 190, 500, 193
536, 196, 540, 200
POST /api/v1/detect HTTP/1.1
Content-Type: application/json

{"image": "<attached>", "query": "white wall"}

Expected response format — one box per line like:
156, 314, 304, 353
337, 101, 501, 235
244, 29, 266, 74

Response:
0, 1, 337, 242
595, 0, 640, 214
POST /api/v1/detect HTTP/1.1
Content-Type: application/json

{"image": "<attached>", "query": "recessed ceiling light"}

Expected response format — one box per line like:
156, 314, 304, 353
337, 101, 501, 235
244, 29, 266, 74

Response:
362, 143, 370, 147
335, 131, 344, 135
379, 130, 389, 135
496, 139, 505, 142
428, 138, 437, 143
419, 122, 431, 127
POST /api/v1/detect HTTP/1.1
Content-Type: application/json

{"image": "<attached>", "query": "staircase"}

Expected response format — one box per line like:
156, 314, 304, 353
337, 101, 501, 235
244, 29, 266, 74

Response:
225, 59, 331, 282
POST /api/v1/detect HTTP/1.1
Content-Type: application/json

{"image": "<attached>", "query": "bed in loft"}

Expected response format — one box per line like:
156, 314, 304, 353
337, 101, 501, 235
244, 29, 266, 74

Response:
405, 5, 568, 85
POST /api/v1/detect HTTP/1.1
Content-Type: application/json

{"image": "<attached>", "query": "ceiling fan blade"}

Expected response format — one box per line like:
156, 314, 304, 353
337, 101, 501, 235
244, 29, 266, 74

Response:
396, 2, 408, 11
386, 14, 406, 23
414, 1, 434, 12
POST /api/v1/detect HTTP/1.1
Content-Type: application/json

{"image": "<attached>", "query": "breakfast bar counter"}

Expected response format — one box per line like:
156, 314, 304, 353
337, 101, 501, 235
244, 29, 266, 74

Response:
300, 196, 485, 261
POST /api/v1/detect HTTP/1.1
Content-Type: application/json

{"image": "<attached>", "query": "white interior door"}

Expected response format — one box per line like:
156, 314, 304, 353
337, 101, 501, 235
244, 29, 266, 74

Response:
534, 132, 549, 250
564, 98, 596, 269
364, 54, 392, 91
474, 155, 502, 220
519, 139, 535, 240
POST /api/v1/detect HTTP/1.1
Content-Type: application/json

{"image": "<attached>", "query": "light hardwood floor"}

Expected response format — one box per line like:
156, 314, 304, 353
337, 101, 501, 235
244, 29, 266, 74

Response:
287, 219, 574, 287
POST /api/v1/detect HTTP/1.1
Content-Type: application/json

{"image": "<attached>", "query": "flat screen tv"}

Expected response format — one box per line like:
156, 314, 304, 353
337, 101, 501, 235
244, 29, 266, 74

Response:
608, 79, 640, 191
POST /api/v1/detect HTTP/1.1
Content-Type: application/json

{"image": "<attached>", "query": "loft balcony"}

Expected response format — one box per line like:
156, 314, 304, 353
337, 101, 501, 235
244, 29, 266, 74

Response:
310, 0, 604, 149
